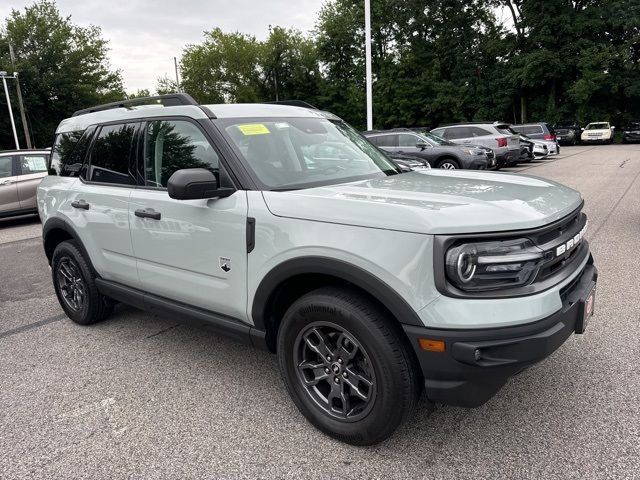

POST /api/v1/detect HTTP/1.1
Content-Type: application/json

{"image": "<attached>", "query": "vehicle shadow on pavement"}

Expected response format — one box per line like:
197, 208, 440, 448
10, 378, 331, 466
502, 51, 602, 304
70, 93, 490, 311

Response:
0, 214, 40, 230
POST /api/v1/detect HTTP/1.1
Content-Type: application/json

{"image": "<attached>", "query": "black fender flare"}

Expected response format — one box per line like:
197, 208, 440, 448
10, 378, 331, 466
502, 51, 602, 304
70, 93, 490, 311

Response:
251, 256, 424, 330
42, 217, 96, 273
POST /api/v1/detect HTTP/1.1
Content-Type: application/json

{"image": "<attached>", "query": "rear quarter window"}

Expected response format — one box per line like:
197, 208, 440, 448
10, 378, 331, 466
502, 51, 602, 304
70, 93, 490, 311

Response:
49, 129, 90, 176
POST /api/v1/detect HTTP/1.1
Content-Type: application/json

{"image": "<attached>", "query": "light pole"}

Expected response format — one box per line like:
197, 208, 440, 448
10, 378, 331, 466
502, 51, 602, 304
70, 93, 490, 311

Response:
9, 43, 32, 148
364, 0, 373, 130
0, 71, 20, 150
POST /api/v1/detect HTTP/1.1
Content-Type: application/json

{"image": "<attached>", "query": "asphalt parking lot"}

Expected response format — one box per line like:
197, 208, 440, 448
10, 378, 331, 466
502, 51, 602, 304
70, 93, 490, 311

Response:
1, 145, 639, 479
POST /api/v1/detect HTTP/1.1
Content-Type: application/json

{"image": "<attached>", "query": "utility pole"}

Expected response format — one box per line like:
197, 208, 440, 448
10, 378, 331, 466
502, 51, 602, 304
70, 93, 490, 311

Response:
9, 43, 31, 149
0, 71, 20, 149
364, 0, 373, 130
174, 57, 181, 93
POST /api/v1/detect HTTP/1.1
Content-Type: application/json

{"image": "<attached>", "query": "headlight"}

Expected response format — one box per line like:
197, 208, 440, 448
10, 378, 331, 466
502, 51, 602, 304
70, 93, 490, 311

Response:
466, 149, 484, 155
445, 238, 549, 292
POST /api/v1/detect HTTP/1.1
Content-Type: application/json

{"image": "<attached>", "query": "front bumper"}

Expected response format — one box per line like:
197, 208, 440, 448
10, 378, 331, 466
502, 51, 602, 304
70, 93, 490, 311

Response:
403, 261, 597, 408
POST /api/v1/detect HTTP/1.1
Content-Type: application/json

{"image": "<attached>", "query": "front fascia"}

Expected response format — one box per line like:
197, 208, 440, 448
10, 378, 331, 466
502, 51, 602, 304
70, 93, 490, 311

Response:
246, 191, 437, 326
417, 252, 590, 329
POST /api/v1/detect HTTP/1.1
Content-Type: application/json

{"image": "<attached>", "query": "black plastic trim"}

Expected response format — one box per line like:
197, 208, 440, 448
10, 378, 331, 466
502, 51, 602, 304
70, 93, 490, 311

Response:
41, 217, 96, 275
251, 256, 424, 330
72, 93, 199, 117
404, 261, 597, 407
95, 278, 268, 349
0, 208, 38, 219
246, 217, 256, 253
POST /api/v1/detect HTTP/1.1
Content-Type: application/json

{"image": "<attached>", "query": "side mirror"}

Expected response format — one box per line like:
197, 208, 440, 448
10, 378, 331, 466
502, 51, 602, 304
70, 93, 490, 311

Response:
416, 142, 428, 150
581, 127, 585, 131
611, 126, 616, 129
167, 168, 233, 200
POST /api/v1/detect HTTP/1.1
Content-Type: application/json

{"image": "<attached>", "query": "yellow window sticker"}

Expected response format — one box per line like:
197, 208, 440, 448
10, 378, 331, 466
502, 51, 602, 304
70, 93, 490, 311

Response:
238, 123, 270, 136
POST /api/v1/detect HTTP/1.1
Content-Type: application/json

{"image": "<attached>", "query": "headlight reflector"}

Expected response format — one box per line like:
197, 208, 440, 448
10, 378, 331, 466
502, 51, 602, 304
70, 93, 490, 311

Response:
445, 238, 547, 291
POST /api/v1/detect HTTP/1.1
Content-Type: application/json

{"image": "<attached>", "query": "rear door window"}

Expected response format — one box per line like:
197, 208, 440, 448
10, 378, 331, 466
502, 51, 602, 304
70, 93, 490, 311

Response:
19, 155, 49, 175
373, 134, 397, 147
445, 127, 473, 139
469, 127, 492, 137
88, 123, 138, 185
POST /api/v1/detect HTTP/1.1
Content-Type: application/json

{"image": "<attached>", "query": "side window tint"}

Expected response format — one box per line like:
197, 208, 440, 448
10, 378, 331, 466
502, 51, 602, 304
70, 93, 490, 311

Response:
144, 120, 219, 188
398, 134, 418, 147
373, 134, 396, 147
50, 130, 86, 176
89, 123, 137, 185
0, 157, 13, 178
446, 128, 468, 139
471, 127, 492, 137
20, 155, 48, 174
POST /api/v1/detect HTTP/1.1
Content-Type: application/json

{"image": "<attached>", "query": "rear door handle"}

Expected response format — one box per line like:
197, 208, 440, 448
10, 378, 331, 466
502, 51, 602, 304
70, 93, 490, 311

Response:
71, 199, 90, 210
0, 179, 15, 186
135, 208, 161, 220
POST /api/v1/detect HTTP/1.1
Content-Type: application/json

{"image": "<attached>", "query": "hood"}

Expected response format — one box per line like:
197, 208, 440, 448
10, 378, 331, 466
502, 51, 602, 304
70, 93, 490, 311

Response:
262, 171, 583, 235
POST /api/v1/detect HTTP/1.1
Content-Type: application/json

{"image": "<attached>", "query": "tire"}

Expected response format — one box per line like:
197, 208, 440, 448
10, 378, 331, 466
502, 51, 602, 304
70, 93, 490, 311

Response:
52, 240, 114, 325
277, 286, 421, 445
436, 158, 460, 169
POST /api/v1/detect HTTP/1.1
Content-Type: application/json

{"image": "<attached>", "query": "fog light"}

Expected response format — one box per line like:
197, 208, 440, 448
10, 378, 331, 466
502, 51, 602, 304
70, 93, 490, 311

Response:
474, 349, 482, 361
418, 338, 446, 352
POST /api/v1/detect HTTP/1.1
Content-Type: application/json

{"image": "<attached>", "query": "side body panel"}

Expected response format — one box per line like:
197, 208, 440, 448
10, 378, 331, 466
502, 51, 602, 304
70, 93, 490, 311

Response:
128, 189, 249, 320
246, 191, 436, 326
17, 172, 48, 210
68, 181, 139, 288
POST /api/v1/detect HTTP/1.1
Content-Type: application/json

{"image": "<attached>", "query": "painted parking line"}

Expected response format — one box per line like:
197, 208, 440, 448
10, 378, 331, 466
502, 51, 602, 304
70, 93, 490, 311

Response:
0, 313, 66, 340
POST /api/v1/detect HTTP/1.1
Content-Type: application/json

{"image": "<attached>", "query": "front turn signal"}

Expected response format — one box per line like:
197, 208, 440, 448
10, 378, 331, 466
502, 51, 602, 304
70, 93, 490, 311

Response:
418, 338, 446, 352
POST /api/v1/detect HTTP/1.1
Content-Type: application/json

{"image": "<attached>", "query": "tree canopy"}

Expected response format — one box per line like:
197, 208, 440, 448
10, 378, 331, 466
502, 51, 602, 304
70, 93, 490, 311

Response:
1, 0, 638, 149
0, 0, 123, 149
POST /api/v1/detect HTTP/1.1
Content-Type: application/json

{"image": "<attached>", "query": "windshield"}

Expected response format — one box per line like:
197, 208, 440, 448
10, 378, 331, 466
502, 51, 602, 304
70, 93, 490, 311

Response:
626, 122, 640, 130
586, 123, 609, 130
421, 131, 454, 146
221, 117, 398, 189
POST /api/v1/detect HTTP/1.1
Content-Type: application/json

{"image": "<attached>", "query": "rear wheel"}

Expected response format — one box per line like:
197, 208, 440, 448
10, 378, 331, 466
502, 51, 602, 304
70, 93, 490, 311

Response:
277, 286, 421, 445
52, 240, 113, 325
436, 158, 460, 169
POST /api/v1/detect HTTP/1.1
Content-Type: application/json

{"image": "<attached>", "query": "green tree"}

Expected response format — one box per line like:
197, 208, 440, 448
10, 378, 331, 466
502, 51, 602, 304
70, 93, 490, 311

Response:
0, 0, 124, 149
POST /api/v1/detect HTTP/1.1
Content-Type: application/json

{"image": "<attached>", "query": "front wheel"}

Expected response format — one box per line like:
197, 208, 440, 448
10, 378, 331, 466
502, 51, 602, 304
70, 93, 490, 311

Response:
277, 287, 421, 445
436, 158, 460, 169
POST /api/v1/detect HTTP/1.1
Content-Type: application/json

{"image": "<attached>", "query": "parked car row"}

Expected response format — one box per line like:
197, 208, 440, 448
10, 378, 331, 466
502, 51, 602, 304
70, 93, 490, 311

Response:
365, 121, 565, 171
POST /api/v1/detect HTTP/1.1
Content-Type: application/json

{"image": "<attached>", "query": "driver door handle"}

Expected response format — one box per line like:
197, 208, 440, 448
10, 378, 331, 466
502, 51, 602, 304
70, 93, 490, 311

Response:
71, 199, 90, 210
135, 208, 161, 220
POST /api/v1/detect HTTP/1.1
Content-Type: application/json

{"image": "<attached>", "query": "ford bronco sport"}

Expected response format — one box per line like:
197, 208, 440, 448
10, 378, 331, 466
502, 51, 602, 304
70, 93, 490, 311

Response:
38, 94, 598, 445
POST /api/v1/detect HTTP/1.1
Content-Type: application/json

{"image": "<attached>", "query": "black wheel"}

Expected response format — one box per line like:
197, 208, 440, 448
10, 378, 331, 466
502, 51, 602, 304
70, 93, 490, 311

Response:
277, 286, 421, 445
52, 240, 113, 325
436, 158, 459, 169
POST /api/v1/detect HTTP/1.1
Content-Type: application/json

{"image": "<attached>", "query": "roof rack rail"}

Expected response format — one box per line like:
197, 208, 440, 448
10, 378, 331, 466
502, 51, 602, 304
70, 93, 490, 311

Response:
267, 100, 317, 110
72, 93, 199, 117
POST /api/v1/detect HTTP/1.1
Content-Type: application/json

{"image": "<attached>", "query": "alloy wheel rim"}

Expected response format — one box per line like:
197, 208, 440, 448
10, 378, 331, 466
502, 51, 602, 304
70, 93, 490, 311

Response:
440, 162, 456, 169
56, 257, 86, 312
294, 322, 376, 422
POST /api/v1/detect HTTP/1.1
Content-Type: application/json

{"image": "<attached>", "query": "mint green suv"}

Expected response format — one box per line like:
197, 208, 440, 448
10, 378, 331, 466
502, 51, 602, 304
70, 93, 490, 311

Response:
38, 95, 598, 445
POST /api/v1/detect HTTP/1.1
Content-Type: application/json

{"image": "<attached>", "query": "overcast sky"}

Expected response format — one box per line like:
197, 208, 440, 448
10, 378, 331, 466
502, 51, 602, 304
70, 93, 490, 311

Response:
0, 0, 322, 92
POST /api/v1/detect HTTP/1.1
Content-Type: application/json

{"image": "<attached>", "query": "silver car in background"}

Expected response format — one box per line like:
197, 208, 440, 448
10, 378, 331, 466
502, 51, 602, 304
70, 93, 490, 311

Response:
430, 122, 520, 168
0, 149, 50, 218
